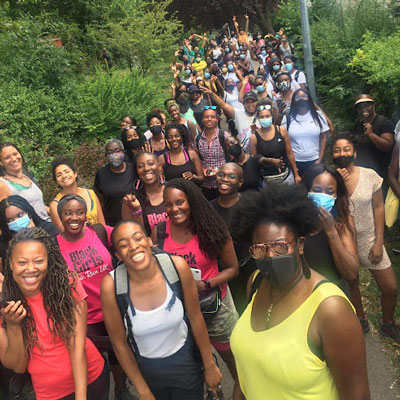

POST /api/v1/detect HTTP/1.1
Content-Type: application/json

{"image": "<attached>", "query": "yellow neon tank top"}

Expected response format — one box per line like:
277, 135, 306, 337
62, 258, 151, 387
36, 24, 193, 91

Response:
230, 279, 349, 400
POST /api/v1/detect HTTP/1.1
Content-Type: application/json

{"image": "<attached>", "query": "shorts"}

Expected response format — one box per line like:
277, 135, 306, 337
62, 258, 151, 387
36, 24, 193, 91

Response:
204, 287, 239, 344
357, 235, 391, 271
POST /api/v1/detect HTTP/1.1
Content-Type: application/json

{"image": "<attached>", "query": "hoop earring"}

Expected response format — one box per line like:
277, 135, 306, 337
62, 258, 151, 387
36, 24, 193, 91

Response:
159, 173, 165, 185
133, 179, 143, 190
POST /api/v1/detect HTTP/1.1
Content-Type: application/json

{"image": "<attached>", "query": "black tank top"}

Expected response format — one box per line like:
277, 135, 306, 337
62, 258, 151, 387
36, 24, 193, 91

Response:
163, 149, 196, 181
255, 125, 287, 176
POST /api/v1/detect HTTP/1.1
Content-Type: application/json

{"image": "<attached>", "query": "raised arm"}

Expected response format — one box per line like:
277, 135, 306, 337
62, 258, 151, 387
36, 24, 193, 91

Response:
232, 16, 240, 37
199, 85, 235, 120
244, 14, 249, 34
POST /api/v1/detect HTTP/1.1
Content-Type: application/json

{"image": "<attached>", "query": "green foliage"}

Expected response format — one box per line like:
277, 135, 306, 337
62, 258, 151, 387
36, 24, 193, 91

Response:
349, 30, 400, 109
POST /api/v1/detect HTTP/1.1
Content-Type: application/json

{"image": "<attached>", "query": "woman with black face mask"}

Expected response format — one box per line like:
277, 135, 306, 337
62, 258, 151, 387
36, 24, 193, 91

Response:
230, 184, 369, 400
332, 135, 400, 342
120, 126, 148, 162
281, 89, 330, 176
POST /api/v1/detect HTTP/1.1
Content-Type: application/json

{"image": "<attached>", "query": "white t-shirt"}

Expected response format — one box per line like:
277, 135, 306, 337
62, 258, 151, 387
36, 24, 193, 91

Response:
234, 108, 255, 153
281, 110, 329, 162
224, 89, 244, 111
223, 71, 239, 84
291, 70, 307, 85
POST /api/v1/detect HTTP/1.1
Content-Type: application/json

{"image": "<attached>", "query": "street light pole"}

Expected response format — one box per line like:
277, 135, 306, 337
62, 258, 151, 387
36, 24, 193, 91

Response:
299, 0, 317, 101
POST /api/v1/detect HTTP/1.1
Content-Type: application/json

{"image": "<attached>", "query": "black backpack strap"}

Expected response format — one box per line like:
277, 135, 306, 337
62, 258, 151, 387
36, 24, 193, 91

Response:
90, 224, 108, 249
156, 220, 167, 250
114, 265, 141, 357
218, 129, 230, 162
294, 70, 300, 82
248, 271, 264, 303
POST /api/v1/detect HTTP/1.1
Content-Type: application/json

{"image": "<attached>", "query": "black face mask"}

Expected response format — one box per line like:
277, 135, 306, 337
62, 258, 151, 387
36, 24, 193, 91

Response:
150, 125, 163, 135
228, 143, 242, 158
127, 138, 142, 150
294, 99, 309, 111
254, 250, 299, 287
333, 155, 354, 169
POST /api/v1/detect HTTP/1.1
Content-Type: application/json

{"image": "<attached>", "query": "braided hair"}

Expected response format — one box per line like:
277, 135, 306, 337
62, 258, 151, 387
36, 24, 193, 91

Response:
164, 178, 230, 259
2, 227, 78, 353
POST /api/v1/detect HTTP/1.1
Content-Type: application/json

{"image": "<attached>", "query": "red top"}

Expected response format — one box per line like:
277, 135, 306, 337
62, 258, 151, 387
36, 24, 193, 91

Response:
26, 280, 104, 399
163, 220, 227, 298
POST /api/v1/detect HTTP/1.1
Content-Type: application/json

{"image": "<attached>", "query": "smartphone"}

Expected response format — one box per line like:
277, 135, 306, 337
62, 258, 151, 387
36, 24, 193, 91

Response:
191, 268, 202, 281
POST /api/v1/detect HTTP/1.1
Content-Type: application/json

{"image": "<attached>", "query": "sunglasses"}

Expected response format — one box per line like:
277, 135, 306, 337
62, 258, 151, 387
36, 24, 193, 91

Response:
203, 106, 217, 110
257, 105, 272, 111
216, 171, 239, 180
249, 241, 292, 259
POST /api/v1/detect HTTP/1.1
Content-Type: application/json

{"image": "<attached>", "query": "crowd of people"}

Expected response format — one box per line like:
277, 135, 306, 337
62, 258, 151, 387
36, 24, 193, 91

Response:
1, 14, 400, 400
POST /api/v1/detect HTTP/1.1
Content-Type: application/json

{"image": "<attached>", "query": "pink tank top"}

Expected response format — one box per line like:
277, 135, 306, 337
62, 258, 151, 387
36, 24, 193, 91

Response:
163, 220, 227, 297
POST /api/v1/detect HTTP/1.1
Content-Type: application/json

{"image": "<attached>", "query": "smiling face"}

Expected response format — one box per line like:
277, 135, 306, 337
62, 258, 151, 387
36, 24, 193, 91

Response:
216, 163, 243, 195
166, 128, 183, 150
310, 172, 337, 197
120, 116, 133, 131
164, 187, 191, 226
135, 153, 161, 185
168, 105, 180, 122
0, 146, 23, 174
113, 222, 153, 271
60, 199, 86, 237
202, 109, 218, 129
10, 240, 48, 297
332, 139, 355, 159
244, 99, 257, 114
55, 164, 77, 188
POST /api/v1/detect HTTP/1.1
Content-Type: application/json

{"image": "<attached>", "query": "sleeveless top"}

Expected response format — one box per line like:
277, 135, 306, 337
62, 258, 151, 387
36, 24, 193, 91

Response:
53, 189, 99, 225
162, 219, 227, 298
230, 280, 347, 400
0, 176, 50, 221
109, 270, 188, 359
163, 149, 195, 181
255, 126, 287, 176
143, 200, 168, 230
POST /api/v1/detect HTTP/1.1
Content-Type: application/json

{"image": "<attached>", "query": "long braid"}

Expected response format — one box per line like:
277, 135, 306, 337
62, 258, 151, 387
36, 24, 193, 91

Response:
3, 227, 78, 353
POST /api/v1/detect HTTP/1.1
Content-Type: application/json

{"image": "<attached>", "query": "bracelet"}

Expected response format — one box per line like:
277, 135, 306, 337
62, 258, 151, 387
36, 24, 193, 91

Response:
202, 279, 211, 290
131, 208, 143, 216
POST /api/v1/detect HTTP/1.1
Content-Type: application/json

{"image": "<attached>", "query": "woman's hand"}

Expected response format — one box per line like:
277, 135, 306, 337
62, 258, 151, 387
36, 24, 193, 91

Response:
294, 174, 302, 184
196, 280, 206, 292
266, 157, 285, 172
122, 194, 141, 213
1, 301, 26, 326
204, 362, 223, 399
319, 206, 336, 234
337, 168, 350, 182
369, 242, 383, 265
182, 171, 195, 180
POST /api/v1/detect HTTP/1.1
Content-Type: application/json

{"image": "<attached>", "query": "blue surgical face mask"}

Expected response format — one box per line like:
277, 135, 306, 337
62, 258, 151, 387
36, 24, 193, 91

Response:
259, 118, 273, 129
240, 54, 245, 60
273, 64, 280, 72
185, 69, 191, 75
256, 84, 265, 93
8, 214, 31, 232
308, 192, 336, 212
285, 63, 293, 72
228, 64, 234, 72
261, 50, 267, 56
225, 48, 230, 53
204, 72, 210, 79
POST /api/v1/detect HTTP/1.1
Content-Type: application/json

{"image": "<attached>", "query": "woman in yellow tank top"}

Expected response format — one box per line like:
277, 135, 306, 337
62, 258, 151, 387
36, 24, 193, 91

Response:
230, 184, 370, 400
49, 156, 105, 232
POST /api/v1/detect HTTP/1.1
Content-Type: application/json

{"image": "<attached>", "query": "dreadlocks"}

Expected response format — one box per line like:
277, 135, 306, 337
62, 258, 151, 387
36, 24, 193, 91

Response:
2, 227, 78, 353
165, 178, 230, 259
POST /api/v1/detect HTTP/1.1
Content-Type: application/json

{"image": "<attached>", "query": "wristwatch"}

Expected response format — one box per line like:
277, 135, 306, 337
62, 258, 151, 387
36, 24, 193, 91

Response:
202, 279, 211, 290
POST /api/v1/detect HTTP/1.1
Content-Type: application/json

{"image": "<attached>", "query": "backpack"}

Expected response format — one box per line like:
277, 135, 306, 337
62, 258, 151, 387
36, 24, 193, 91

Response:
114, 252, 185, 357
195, 129, 230, 163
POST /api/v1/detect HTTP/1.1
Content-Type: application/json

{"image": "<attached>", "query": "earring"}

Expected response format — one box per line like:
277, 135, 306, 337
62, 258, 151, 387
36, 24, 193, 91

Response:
159, 173, 165, 185
133, 179, 143, 191
301, 255, 311, 279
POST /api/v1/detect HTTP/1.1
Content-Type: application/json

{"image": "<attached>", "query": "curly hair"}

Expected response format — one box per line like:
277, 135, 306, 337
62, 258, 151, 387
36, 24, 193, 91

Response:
165, 123, 190, 149
232, 184, 320, 241
164, 178, 230, 259
302, 163, 353, 235
2, 227, 78, 353
51, 156, 77, 182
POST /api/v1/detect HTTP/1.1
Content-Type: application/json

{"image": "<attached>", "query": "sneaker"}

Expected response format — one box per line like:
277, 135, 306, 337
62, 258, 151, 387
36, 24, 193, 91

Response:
380, 320, 400, 343
359, 315, 370, 333
115, 386, 137, 400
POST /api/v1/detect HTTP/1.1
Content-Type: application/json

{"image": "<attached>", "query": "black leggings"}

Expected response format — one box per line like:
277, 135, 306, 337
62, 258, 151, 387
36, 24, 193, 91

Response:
151, 384, 203, 400
87, 321, 118, 365
58, 362, 110, 400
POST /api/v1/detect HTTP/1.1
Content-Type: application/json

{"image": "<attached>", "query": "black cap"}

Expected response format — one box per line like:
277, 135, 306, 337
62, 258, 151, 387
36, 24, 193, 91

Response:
243, 91, 257, 102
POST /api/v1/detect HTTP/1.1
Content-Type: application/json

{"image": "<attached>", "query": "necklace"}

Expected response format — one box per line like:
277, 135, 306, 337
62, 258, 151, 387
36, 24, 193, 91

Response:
265, 302, 274, 325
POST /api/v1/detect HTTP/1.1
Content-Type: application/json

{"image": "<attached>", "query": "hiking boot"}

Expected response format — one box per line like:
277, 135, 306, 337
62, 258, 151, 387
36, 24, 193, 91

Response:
115, 386, 137, 400
380, 320, 400, 343
359, 315, 370, 333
